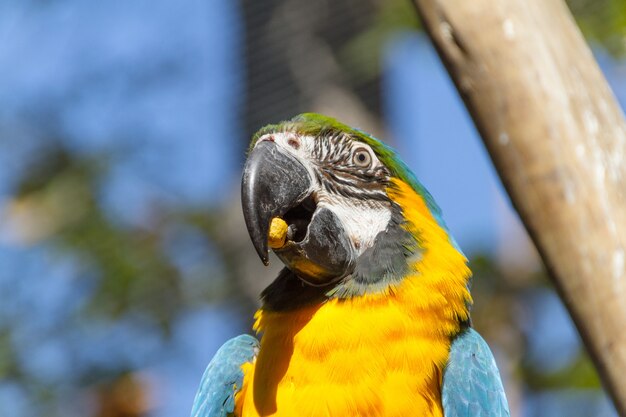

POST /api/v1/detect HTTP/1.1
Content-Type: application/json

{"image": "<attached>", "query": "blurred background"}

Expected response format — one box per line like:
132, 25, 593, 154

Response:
0, 0, 624, 416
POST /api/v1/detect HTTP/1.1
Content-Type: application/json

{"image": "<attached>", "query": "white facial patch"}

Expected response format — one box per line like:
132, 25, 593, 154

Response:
317, 197, 391, 255
256, 132, 316, 158
255, 132, 392, 255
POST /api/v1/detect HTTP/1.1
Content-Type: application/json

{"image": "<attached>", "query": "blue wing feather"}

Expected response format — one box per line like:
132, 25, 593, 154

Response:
191, 334, 259, 417
442, 328, 510, 417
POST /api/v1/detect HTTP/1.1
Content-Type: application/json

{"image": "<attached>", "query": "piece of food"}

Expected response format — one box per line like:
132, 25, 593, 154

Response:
268, 217, 288, 248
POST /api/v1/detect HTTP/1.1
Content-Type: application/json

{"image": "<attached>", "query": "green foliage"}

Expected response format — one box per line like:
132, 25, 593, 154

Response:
338, 0, 626, 83
11, 144, 183, 328
0, 139, 245, 414
524, 351, 603, 390
339, 0, 420, 82
568, 0, 626, 56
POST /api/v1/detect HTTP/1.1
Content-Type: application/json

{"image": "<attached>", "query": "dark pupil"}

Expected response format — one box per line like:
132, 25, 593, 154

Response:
357, 153, 366, 162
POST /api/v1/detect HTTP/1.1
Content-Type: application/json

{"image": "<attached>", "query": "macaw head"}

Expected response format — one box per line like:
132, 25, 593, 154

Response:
242, 113, 466, 302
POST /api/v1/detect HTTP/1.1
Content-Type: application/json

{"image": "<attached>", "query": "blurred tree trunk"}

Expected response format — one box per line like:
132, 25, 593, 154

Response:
240, 0, 382, 147
412, 0, 626, 414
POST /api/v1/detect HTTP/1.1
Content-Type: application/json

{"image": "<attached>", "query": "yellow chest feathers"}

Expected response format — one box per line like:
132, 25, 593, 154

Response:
236, 273, 471, 416
235, 179, 472, 417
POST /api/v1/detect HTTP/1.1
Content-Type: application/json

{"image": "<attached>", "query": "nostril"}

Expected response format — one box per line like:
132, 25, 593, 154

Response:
287, 138, 300, 150
266, 135, 275, 142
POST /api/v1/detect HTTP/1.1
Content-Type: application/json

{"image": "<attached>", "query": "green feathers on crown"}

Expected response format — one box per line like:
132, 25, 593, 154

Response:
251, 113, 445, 225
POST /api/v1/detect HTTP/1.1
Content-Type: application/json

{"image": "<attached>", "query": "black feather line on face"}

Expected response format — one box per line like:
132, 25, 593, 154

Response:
316, 169, 388, 202
310, 134, 392, 202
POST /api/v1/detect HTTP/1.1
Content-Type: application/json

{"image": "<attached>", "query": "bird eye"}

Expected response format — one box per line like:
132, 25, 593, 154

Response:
352, 148, 372, 167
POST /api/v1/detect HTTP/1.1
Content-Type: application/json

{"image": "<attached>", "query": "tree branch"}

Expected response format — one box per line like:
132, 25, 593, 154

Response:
413, 0, 626, 414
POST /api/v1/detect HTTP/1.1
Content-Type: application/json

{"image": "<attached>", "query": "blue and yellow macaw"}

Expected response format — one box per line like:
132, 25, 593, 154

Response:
191, 113, 510, 417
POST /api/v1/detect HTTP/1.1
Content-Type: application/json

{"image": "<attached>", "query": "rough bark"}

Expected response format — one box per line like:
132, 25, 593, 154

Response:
412, 0, 626, 414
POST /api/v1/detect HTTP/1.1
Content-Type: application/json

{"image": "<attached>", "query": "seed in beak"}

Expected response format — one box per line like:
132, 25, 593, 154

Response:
268, 217, 289, 249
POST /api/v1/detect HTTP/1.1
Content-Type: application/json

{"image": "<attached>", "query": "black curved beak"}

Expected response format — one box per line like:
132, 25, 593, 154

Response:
241, 140, 312, 265
242, 140, 355, 283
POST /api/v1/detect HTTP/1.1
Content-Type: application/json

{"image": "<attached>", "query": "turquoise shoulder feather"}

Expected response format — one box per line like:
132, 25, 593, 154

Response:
190, 334, 259, 417
443, 328, 510, 417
